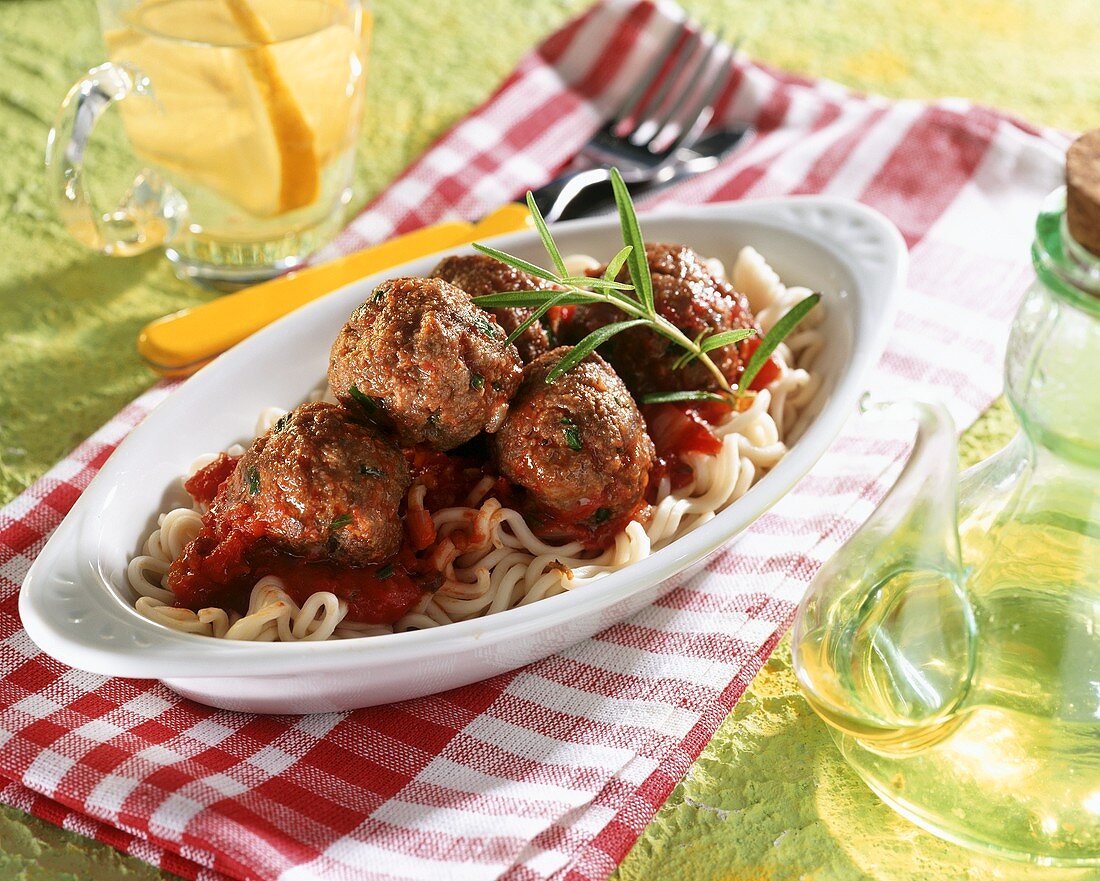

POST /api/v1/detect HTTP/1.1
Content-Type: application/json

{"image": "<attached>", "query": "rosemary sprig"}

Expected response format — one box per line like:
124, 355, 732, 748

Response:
470, 167, 819, 405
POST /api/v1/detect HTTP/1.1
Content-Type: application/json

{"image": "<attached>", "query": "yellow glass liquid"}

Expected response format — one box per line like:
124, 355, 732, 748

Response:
104, 0, 370, 275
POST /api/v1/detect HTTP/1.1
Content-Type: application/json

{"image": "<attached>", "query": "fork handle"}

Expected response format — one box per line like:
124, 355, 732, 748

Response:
526, 168, 613, 223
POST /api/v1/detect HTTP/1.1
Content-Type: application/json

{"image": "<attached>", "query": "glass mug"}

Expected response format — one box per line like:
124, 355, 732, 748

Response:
47, 0, 371, 286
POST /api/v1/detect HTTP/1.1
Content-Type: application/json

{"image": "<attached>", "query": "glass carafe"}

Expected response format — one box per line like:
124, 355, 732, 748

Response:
791, 185, 1100, 866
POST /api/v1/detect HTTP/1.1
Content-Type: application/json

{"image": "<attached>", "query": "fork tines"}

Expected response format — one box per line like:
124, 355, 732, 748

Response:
604, 22, 737, 159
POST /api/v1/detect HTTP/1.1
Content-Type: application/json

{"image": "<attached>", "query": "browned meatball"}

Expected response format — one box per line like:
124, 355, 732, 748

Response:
431, 254, 554, 363
561, 243, 759, 397
494, 347, 654, 535
328, 276, 524, 450
215, 402, 409, 566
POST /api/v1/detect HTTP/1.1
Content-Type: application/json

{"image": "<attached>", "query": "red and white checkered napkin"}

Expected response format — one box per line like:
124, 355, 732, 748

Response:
0, 1, 1070, 878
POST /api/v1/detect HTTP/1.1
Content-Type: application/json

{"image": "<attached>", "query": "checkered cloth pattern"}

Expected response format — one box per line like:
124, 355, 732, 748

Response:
0, 1, 1069, 878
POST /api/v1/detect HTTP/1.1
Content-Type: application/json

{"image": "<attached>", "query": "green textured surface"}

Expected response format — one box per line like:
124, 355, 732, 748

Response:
1, 0, 1098, 878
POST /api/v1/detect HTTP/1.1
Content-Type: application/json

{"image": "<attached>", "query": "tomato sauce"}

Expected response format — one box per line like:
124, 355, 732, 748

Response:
183, 452, 239, 508
547, 303, 576, 327
530, 497, 649, 550
404, 448, 487, 510
167, 490, 432, 624
252, 556, 424, 624
643, 400, 734, 498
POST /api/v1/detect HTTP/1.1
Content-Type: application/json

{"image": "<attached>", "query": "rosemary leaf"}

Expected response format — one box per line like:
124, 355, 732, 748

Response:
640, 389, 728, 404
603, 245, 633, 282
545, 319, 649, 383
472, 243, 560, 283
526, 192, 568, 279
739, 293, 821, 393
610, 168, 655, 316
560, 275, 635, 291
472, 290, 600, 309
700, 327, 757, 353
503, 291, 571, 348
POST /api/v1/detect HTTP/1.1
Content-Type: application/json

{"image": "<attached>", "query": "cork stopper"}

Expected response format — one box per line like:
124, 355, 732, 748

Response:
1066, 129, 1100, 257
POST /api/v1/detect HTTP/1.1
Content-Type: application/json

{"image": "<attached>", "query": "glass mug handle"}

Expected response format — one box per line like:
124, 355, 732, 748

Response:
46, 62, 187, 256
790, 398, 978, 751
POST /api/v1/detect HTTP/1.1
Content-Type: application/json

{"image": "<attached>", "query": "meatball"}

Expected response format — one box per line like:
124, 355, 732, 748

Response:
431, 254, 555, 363
214, 402, 409, 566
561, 243, 759, 397
328, 276, 524, 450
493, 347, 654, 534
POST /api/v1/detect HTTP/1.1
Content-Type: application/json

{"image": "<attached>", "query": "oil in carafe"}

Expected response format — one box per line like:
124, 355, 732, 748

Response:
792, 128, 1100, 865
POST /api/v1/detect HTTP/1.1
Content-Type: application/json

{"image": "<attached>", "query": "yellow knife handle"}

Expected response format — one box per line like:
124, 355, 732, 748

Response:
138, 203, 531, 375
469, 202, 531, 237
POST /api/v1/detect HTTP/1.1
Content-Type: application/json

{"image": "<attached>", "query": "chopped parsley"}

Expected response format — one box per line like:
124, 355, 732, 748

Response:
348, 385, 378, 411
246, 466, 261, 496
376, 563, 394, 579
331, 513, 353, 530
273, 413, 291, 433
359, 464, 384, 478
427, 411, 441, 427
593, 507, 612, 524
474, 315, 499, 339
492, 380, 503, 392
561, 416, 583, 451
469, 372, 485, 391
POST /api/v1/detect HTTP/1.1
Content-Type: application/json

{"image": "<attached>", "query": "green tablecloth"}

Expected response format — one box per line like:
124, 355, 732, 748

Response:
1, 1, 1097, 878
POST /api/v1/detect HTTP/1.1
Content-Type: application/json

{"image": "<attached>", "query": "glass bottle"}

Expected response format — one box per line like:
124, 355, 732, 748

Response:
790, 132, 1100, 865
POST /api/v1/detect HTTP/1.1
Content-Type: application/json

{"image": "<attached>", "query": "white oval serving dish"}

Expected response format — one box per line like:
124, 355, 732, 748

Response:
20, 197, 906, 713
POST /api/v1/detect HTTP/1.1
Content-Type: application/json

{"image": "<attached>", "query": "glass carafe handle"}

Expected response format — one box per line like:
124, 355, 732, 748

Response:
791, 399, 977, 751
45, 63, 188, 256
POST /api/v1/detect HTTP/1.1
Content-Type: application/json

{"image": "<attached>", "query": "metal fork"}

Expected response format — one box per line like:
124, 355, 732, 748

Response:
529, 24, 744, 222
